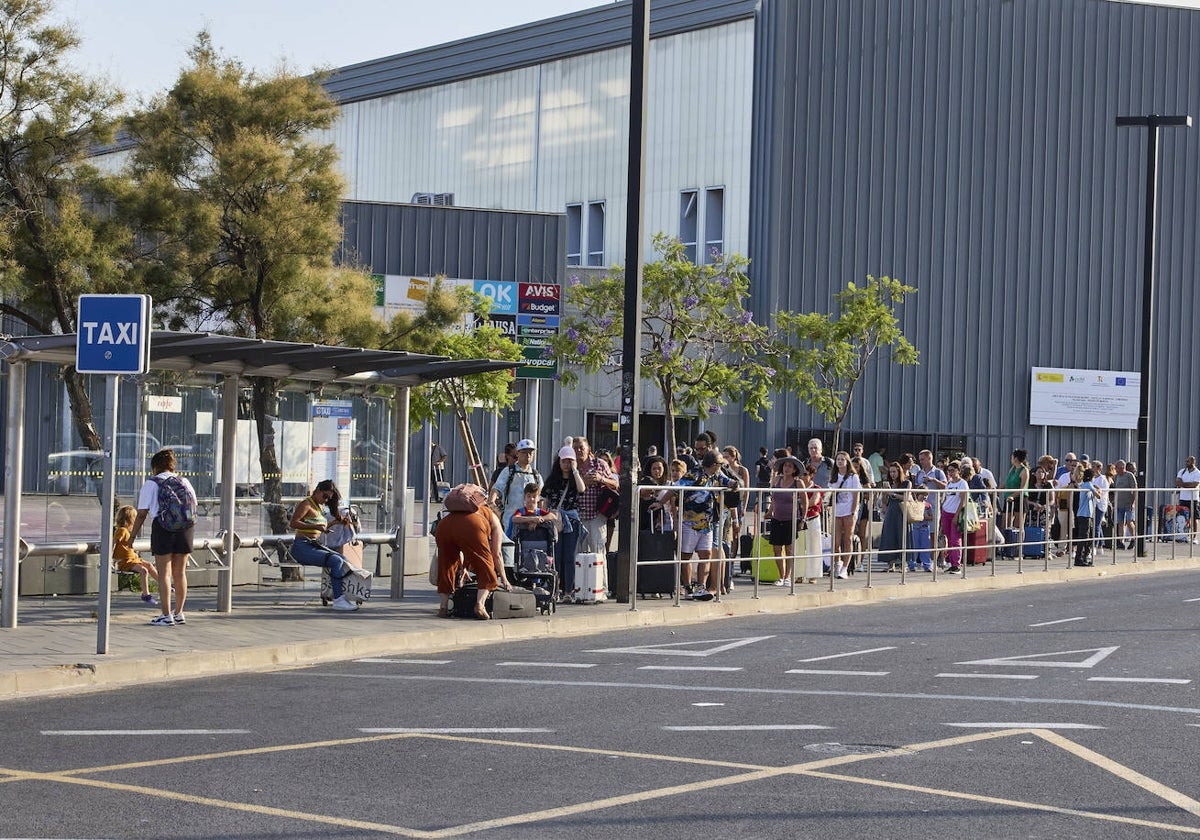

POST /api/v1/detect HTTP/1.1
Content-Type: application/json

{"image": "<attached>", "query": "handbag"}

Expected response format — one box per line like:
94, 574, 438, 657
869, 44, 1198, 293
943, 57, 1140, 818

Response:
902, 493, 926, 524
596, 485, 620, 518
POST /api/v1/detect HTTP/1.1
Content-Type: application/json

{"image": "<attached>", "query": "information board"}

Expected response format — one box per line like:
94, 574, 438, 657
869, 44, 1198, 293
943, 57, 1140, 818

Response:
1029, 367, 1140, 429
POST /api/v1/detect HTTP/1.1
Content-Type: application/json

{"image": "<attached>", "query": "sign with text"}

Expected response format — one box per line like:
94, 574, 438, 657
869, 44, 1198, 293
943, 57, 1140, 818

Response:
76, 294, 152, 374
1029, 367, 1140, 429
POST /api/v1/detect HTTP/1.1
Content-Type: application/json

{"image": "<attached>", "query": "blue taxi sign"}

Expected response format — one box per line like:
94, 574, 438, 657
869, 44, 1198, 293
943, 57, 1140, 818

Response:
75, 294, 152, 374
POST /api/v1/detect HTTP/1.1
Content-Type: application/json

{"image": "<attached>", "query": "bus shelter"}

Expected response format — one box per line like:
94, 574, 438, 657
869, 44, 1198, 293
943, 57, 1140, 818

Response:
1, 330, 516, 631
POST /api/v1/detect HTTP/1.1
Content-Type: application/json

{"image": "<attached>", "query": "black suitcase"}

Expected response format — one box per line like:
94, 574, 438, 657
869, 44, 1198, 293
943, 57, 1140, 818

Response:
738, 532, 755, 574
999, 527, 1021, 558
637, 531, 677, 595
450, 584, 538, 619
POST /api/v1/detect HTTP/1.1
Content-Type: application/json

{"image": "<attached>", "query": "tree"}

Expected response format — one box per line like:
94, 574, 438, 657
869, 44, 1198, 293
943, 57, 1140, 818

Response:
121, 34, 380, 537
550, 234, 775, 458
0, 0, 128, 451
382, 278, 521, 485
774, 275, 919, 453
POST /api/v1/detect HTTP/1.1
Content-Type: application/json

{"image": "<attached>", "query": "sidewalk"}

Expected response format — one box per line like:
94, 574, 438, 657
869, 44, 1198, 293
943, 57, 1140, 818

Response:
3, 547, 1199, 701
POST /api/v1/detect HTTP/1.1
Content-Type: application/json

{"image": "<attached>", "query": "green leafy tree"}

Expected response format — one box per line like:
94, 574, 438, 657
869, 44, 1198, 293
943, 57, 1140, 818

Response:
775, 275, 919, 453
120, 34, 380, 536
382, 278, 521, 485
550, 234, 774, 458
0, 0, 128, 450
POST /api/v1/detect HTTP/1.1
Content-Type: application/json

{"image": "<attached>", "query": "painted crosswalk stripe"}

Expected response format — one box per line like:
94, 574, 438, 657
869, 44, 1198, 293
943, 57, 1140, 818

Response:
1184, 597, 1200, 603
359, 727, 552, 734
937, 673, 1039, 680
663, 724, 831, 731
786, 669, 889, 676
638, 666, 743, 672
1087, 677, 1191, 685
42, 729, 251, 736
797, 646, 896, 662
498, 662, 597, 668
355, 658, 451, 664
1029, 617, 1087, 627
946, 722, 1104, 730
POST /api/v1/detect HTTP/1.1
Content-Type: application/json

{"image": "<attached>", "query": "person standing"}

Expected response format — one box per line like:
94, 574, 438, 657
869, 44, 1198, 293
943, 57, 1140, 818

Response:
542, 445, 587, 601
130, 449, 197, 627
1090, 459, 1111, 548
1001, 449, 1031, 534
1074, 468, 1100, 566
940, 461, 968, 573
573, 436, 617, 558
765, 456, 803, 586
830, 451, 861, 579
1111, 459, 1138, 549
1175, 455, 1200, 543
430, 441, 447, 497
877, 462, 911, 572
489, 439, 542, 534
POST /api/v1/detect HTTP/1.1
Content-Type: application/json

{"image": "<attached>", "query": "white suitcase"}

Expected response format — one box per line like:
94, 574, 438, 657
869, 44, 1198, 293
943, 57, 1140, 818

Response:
573, 552, 608, 603
321, 566, 372, 604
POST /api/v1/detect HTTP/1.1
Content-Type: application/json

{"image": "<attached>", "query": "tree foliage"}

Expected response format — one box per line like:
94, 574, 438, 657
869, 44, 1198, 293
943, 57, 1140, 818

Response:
775, 275, 919, 452
0, 0, 128, 449
550, 234, 773, 457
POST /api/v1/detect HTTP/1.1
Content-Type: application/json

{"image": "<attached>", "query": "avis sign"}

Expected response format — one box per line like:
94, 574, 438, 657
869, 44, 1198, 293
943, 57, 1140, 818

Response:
76, 294, 152, 375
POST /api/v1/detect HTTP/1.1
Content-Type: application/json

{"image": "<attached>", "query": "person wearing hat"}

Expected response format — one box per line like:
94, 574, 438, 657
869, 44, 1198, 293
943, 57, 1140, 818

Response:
678, 450, 740, 600
489, 438, 543, 534
541, 445, 587, 601
765, 455, 806, 586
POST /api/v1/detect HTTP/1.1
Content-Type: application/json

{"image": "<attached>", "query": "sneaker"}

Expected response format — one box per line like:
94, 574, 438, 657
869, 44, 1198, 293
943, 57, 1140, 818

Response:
331, 595, 359, 611
141, 593, 158, 605
773, 578, 787, 587
172, 612, 186, 625
149, 614, 175, 627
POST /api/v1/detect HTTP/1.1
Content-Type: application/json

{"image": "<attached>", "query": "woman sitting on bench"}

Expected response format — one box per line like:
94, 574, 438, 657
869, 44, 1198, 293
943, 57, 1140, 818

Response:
289, 480, 359, 612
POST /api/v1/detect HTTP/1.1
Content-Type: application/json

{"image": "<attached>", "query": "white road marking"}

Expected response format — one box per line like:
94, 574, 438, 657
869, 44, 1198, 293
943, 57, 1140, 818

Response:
937, 673, 1039, 680
959, 646, 1120, 669
498, 662, 597, 669
354, 658, 451, 664
692, 702, 726, 707
797, 646, 897, 662
41, 729, 251, 736
304, 673, 1200, 716
1029, 617, 1087, 627
1184, 597, 1200, 603
663, 724, 831, 731
786, 669, 890, 676
1088, 677, 1192, 685
638, 666, 743, 672
358, 727, 553, 734
946, 723, 1104, 730
586, 635, 775, 657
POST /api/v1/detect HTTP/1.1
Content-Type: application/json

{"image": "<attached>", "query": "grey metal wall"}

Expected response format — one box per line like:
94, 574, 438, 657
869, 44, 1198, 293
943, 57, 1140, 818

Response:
746, 0, 1200, 484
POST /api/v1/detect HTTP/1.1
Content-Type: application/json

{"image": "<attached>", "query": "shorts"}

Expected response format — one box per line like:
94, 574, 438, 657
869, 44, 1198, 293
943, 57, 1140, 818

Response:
150, 521, 194, 556
680, 526, 714, 555
1005, 496, 1027, 515
1116, 506, 1134, 523
767, 519, 796, 546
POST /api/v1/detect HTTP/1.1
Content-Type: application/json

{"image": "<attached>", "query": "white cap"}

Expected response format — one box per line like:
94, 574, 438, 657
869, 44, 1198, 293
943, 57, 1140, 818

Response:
516, 438, 536, 451
558, 446, 576, 461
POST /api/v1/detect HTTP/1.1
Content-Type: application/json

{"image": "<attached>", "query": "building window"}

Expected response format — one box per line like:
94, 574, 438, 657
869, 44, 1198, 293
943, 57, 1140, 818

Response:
679, 189, 698, 263
586, 201, 605, 266
704, 187, 724, 261
566, 203, 583, 267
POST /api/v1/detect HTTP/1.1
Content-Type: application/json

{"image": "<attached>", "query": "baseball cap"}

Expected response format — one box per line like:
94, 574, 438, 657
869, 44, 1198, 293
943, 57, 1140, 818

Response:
558, 445, 576, 461
516, 438, 536, 451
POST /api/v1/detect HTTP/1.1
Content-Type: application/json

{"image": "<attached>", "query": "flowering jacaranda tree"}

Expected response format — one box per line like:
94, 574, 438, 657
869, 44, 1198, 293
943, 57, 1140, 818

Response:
550, 234, 774, 459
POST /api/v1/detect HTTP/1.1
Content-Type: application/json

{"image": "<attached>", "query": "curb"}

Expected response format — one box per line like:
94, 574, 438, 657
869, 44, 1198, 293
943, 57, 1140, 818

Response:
2, 556, 1196, 701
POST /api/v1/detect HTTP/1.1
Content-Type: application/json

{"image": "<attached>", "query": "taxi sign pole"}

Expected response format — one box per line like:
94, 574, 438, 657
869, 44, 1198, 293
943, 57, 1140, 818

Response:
76, 294, 152, 654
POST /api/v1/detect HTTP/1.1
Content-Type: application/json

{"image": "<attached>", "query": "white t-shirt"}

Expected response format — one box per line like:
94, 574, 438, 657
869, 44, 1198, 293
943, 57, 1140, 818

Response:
1178, 467, 1200, 502
942, 478, 968, 514
136, 471, 198, 520
832, 474, 861, 518
1092, 473, 1110, 512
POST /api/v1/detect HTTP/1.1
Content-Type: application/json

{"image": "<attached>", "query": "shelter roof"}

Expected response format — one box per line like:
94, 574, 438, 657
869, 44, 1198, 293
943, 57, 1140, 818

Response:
0, 331, 517, 390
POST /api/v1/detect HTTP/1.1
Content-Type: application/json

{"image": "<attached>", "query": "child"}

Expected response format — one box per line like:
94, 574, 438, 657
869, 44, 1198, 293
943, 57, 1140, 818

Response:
509, 484, 559, 537
113, 504, 161, 605
908, 491, 934, 572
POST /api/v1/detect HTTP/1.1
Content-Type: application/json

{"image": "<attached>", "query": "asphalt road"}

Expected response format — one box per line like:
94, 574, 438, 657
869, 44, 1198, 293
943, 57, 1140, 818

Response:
2, 570, 1199, 839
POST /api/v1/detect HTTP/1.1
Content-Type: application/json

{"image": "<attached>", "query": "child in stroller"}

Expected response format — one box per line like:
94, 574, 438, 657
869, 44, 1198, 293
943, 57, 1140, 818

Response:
509, 483, 560, 613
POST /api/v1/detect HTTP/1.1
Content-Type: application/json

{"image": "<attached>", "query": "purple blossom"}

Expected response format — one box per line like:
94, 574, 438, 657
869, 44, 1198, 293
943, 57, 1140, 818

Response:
660, 346, 672, 361
541, 346, 554, 358
566, 327, 579, 341
683, 294, 699, 309
739, 311, 754, 325
570, 275, 582, 286
597, 316, 613, 329
576, 341, 589, 355
764, 367, 776, 378
682, 360, 693, 373
708, 404, 721, 415
718, 275, 732, 289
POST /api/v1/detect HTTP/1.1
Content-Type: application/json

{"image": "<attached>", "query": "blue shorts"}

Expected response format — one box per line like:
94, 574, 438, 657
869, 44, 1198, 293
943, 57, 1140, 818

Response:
1116, 506, 1134, 523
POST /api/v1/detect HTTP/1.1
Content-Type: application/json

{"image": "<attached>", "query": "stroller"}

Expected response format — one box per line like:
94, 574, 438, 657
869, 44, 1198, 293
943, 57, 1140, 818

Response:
510, 520, 559, 614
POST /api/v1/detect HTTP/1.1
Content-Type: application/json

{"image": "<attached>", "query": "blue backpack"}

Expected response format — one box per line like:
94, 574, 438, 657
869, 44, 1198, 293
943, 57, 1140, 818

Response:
153, 475, 196, 532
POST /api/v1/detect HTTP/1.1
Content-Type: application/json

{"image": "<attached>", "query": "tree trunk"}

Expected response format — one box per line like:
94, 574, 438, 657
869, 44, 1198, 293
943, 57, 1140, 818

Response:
252, 376, 299, 578
663, 389, 678, 467
63, 368, 102, 451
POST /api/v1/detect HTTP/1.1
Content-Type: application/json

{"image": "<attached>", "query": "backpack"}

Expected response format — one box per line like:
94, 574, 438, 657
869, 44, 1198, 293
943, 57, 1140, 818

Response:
444, 483, 487, 512
153, 475, 196, 532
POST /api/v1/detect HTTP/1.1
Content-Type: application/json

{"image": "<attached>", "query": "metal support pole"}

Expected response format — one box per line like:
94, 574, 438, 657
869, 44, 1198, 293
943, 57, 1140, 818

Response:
614, 0, 650, 604
390, 385, 411, 599
96, 375, 119, 654
1115, 113, 1190, 557
217, 375, 239, 613
2, 360, 27, 628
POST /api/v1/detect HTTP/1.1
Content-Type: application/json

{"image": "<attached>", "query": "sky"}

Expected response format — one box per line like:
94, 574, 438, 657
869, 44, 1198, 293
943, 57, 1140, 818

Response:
50, 0, 613, 104
50, 0, 1200, 105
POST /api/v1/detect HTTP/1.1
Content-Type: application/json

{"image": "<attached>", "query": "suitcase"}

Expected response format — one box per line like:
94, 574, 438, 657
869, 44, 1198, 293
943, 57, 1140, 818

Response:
574, 552, 608, 603
321, 566, 372, 605
450, 583, 538, 618
636, 525, 677, 596
738, 532, 755, 574
1161, 505, 1190, 542
966, 525, 988, 565
999, 527, 1021, 558
1023, 525, 1046, 558
749, 534, 781, 582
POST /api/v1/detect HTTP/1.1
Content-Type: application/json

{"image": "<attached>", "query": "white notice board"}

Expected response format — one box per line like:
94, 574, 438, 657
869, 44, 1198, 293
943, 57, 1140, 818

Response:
1029, 367, 1140, 430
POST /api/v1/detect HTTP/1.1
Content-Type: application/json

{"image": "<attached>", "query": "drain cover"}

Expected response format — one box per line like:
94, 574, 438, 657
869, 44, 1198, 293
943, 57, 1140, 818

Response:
803, 742, 907, 756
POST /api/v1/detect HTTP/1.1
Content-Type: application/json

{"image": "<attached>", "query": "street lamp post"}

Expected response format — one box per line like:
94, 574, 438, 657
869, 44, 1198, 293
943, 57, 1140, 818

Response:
1115, 113, 1191, 557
